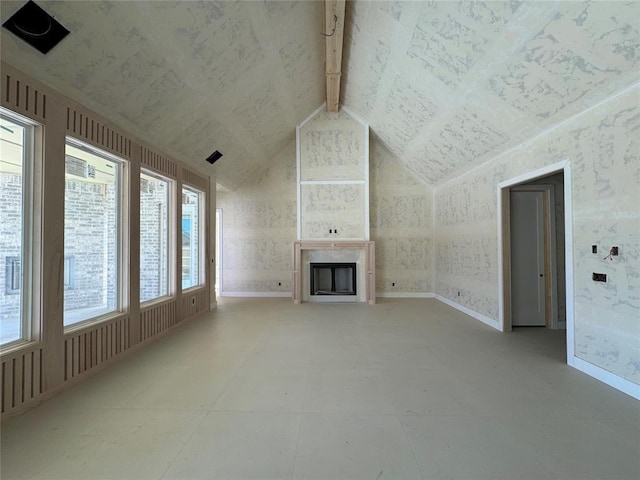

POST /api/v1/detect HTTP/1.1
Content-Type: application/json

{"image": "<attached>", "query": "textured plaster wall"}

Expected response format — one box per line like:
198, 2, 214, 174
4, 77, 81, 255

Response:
299, 109, 368, 240
300, 183, 366, 239
217, 141, 297, 294
218, 131, 432, 296
370, 138, 432, 293
344, 1, 639, 187
299, 110, 366, 181
434, 87, 640, 384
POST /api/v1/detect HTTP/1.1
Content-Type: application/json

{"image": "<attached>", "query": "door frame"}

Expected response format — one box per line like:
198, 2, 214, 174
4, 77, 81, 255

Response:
497, 161, 574, 362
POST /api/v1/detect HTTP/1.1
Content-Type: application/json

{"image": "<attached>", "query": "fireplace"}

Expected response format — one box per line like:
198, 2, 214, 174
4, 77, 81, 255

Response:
310, 263, 357, 296
292, 241, 375, 304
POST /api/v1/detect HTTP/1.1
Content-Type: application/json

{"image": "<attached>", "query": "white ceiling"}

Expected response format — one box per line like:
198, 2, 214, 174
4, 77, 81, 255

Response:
1, 1, 638, 189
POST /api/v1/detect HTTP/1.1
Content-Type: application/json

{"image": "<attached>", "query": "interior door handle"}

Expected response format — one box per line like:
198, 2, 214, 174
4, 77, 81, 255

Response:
539, 274, 544, 277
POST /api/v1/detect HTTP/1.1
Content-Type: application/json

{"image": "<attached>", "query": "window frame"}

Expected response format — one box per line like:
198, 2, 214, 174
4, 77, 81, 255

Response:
63, 137, 128, 330
0, 109, 39, 350
181, 185, 205, 291
139, 168, 175, 305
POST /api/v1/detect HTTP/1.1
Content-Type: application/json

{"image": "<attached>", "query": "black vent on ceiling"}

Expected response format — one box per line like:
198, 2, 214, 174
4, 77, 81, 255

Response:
2, 1, 69, 54
205, 150, 223, 165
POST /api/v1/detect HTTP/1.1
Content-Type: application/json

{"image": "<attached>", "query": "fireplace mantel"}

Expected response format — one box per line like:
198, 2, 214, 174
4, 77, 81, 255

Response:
293, 241, 375, 304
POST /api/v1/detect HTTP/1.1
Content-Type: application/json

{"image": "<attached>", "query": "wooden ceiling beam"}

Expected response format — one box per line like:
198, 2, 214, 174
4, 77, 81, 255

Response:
325, 0, 346, 113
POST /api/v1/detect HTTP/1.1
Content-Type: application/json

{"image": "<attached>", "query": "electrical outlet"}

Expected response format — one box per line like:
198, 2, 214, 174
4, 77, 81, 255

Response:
457, 291, 461, 296
611, 246, 619, 256
392, 282, 395, 287
592, 272, 607, 282
278, 282, 281, 286
592, 245, 597, 254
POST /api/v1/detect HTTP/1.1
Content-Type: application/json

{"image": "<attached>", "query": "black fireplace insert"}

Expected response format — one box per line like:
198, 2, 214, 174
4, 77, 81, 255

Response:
310, 263, 357, 296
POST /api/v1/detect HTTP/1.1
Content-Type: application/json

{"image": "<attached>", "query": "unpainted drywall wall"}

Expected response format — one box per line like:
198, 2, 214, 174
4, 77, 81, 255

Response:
218, 133, 432, 295
299, 109, 368, 240
434, 87, 640, 384
370, 138, 432, 293
217, 141, 297, 294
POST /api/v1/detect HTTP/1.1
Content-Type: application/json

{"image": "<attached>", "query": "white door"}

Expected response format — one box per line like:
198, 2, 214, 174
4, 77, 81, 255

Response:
510, 190, 545, 326
215, 209, 222, 294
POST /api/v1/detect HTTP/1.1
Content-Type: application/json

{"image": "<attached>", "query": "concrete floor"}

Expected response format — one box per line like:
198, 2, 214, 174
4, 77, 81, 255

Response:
1, 298, 639, 479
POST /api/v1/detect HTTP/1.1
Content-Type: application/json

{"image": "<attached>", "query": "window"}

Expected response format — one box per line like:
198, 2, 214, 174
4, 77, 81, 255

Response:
5, 257, 21, 295
63, 256, 75, 290
64, 139, 125, 327
181, 186, 204, 290
0, 111, 36, 347
140, 170, 172, 303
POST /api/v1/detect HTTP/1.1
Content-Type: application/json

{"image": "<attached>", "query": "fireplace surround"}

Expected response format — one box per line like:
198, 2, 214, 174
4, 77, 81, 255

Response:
293, 241, 375, 304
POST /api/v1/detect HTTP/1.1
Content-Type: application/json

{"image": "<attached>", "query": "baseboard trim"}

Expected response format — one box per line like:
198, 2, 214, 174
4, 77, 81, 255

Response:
435, 295, 501, 330
220, 292, 292, 298
376, 292, 435, 298
571, 357, 640, 400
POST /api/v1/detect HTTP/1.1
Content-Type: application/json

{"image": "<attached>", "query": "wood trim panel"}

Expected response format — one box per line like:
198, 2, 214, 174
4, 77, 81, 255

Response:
325, 0, 346, 112
140, 300, 178, 341
65, 107, 132, 159
181, 288, 209, 320
182, 167, 209, 191
141, 146, 179, 179
63, 317, 130, 381
1, 71, 47, 121
0, 345, 43, 414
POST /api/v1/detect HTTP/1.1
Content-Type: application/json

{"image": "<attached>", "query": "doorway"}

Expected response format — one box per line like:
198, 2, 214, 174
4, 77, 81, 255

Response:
510, 185, 558, 327
499, 164, 571, 338
215, 208, 222, 295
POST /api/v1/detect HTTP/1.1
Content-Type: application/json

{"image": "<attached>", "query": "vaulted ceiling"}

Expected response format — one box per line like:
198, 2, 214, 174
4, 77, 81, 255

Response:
1, 1, 638, 189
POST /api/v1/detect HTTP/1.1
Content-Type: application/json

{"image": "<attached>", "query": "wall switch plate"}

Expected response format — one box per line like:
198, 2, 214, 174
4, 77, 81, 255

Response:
592, 272, 607, 282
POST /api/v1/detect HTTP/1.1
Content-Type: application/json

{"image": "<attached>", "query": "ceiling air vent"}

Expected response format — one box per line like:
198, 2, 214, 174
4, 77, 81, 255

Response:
205, 150, 223, 165
2, 0, 70, 54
